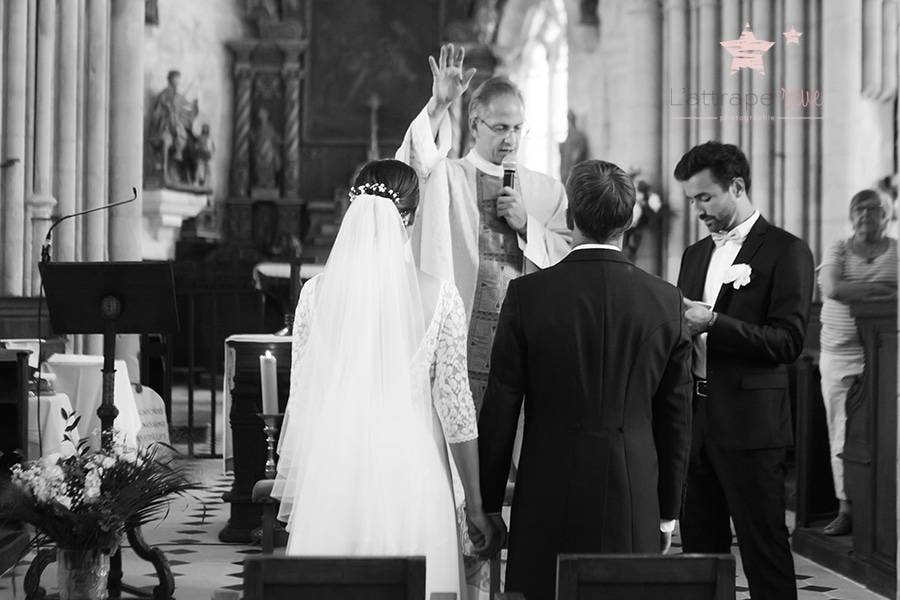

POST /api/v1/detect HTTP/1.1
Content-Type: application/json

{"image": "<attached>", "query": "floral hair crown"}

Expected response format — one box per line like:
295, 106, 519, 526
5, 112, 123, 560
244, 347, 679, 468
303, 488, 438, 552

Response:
349, 182, 400, 203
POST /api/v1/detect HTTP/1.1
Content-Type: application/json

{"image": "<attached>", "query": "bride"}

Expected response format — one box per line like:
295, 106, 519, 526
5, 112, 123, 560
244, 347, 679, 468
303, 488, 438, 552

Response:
271, 159, 494, 597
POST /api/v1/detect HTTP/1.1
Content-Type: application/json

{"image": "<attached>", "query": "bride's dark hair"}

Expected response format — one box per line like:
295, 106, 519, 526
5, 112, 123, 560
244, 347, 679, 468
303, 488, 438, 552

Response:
352, 159, 420, 225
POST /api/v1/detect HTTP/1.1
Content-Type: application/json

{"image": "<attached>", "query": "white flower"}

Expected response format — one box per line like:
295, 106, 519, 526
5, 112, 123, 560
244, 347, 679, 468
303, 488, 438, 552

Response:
41, 453, 62, 468
84, 471, 102, 502
724, 263, 752, 289
43, 464, 65, 482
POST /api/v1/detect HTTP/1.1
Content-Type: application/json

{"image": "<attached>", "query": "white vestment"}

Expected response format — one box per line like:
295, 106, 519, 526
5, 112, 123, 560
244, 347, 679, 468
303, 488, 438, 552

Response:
396, 106, 572, 322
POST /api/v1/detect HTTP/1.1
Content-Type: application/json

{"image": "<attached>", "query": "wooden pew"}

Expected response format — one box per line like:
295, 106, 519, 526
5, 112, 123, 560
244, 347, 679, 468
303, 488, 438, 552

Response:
555, 554, 736, 600
242, 555, 447, 600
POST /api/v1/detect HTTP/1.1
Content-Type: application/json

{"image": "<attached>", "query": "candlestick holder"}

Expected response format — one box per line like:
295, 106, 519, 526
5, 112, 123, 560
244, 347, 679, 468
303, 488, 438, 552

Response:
257, 413, 284, 479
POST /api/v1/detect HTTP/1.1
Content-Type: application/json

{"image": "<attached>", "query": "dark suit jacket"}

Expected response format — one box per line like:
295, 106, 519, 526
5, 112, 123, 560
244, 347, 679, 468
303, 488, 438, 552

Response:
677, 216, 815, 450
479, 248, 693, 600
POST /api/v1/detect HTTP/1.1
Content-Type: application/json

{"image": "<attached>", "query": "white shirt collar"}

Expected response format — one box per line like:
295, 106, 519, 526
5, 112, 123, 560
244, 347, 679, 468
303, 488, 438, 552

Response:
572, 243, 621, 252
722, 210, 761, 241
464, 149, 505, 178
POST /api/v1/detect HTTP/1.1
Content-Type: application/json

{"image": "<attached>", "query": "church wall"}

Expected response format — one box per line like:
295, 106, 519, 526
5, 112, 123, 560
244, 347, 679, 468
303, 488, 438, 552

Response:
565, 0, 897, 284
143, 0, 251, 201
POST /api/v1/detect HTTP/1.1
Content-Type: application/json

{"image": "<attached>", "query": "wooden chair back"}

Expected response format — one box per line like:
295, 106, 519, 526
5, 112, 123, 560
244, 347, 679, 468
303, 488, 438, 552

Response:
242, 555, 427, 600
556, 553, 736, 600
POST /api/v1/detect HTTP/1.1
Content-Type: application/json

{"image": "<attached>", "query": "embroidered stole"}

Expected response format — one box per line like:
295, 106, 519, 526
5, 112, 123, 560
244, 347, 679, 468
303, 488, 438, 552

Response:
467, 171, 524, 413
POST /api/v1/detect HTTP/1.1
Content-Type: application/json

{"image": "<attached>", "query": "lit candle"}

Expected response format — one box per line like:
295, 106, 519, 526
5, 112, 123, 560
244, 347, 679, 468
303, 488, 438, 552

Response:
259, 350, 278, 415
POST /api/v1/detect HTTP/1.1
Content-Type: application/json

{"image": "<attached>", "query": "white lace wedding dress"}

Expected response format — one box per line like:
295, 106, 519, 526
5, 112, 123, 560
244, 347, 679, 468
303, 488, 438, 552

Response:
274, 274, 477, 598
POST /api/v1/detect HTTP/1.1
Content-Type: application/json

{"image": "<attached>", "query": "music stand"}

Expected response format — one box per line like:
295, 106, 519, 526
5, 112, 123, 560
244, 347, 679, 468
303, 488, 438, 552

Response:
37, 261, 180, 600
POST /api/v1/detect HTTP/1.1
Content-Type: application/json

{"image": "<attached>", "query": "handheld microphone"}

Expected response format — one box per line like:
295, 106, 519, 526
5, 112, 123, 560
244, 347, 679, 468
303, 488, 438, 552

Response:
41, 187, 138, 263
502, 159, 516, 189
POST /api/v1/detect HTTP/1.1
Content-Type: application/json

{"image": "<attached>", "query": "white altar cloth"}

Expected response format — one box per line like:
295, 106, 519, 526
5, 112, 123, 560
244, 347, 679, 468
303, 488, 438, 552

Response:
44, 354, 143, 450
28, 392, 79, 459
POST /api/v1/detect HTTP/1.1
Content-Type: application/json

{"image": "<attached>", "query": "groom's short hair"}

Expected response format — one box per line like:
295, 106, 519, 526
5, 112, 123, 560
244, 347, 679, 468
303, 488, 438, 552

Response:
566, 160, 635, 242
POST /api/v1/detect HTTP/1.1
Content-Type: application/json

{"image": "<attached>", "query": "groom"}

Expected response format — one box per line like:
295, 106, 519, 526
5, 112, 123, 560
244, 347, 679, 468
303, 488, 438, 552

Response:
478, 160, 693, 600
675, 141, 814, 600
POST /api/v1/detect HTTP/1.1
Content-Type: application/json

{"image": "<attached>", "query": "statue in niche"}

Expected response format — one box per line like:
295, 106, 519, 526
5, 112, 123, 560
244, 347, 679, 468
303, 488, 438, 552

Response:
147, 70, 206, 190
580, 0, 599, 26
252, 107, 283, 191
145, 0, 159, 25
246, 0, 280, 21
559, 110, 589, 184
194, 123, 215, 188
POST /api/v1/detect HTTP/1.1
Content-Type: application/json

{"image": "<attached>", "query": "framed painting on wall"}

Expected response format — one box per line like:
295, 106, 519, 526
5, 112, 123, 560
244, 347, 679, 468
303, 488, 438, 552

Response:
303, 0, 445, 145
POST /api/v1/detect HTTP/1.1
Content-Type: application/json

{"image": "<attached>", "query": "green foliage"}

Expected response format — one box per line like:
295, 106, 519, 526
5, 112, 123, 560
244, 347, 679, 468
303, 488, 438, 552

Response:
0, 412, 200, 553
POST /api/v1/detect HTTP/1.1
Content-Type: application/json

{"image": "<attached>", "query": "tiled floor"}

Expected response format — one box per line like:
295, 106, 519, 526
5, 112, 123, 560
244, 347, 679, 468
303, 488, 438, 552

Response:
1, 379, 891, 600
0, 456, 889, 600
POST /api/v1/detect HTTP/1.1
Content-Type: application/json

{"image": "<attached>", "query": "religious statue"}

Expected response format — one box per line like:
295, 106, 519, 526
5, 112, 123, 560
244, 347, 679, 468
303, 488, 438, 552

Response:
559, 110, 589, 184
246, 0, 280, 21
194, 123, 215, 188
252, 108, 282, 190
148, 70, 201, 188
580, 0, 600, 26
145, 0, 159, 25
623, 174, 665, 261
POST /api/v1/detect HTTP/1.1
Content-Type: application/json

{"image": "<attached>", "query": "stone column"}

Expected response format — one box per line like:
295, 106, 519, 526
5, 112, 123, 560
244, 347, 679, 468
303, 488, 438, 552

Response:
22, 0, 36, 292
806, 0, 822, 260
109, 0, 143, 261
748, 0, 774, 220
2, 0, 28, 296
55, 0, 79, 263
228, 41, 257, 199
82, 0, 110, 357
781, 0, 806, 239
664, 0, 690, 282
108, 0, 144, 382
821, 1, 868, 246
28, 0, 58, 295
624, 0, 662, 183
280, 42, 304, 200
719, 0, 742, 144
85, 0, 109, 264
696, 0, 719, 145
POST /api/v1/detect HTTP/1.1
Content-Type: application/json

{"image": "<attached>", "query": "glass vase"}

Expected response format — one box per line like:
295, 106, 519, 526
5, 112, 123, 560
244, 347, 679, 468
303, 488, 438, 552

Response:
57, 547, 110, 600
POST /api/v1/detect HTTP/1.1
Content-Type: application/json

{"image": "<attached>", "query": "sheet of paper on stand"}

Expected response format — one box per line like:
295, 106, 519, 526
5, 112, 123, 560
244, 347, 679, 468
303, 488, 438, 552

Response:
43, 353, 143, 450
133, 385, 171, 448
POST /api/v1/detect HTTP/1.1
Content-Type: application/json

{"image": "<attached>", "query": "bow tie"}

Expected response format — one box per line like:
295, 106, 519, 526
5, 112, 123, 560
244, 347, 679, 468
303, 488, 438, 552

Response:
711, 229, 745, 248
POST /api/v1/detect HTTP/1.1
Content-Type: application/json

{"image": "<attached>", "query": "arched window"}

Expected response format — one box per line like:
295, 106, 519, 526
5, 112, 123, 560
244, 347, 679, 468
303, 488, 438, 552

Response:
511, 0, 568, 179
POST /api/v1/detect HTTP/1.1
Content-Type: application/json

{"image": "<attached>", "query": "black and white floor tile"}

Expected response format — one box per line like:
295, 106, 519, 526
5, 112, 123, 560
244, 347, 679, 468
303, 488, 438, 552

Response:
0, 459, 888, 600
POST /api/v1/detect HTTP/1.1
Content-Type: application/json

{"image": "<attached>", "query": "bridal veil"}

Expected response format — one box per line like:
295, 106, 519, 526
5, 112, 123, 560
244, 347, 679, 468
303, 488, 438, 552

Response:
271, 193, 456, 566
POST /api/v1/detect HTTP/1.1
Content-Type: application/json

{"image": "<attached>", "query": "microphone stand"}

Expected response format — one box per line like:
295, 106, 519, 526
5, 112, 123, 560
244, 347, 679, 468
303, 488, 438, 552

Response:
41, 187, 137, 263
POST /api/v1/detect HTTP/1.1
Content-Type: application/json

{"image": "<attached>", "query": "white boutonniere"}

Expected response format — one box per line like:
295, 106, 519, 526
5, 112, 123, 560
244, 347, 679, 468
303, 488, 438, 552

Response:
724, 263, 752, 289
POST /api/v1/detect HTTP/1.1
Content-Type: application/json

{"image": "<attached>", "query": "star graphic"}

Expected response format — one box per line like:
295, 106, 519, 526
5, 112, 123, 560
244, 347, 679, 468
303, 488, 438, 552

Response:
720, 23, 775, 75
783, 26, 803, 45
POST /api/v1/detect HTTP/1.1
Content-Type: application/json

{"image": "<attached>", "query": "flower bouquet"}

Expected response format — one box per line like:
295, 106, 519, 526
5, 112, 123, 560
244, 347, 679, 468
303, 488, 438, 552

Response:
0, 410, 199, 599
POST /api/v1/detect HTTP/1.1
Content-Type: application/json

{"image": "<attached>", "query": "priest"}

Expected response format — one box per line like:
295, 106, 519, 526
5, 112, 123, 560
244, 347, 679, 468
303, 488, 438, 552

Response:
396, 43, 571, 412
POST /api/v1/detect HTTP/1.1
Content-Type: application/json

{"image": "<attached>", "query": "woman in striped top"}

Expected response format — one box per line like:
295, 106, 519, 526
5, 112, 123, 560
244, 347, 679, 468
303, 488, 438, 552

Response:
817, 188, 897, 536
